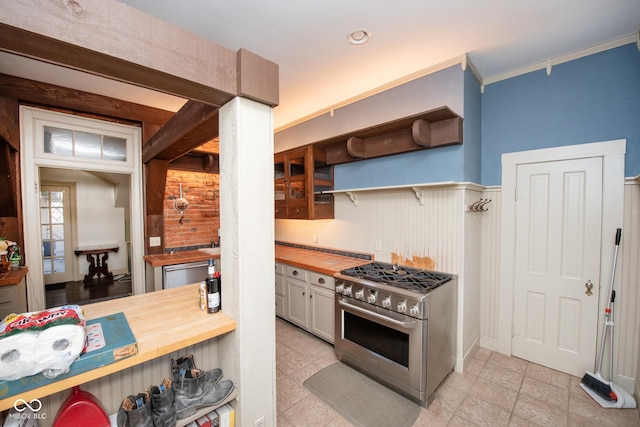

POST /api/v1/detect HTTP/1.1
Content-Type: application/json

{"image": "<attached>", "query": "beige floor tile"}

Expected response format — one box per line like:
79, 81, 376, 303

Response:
569, 383, 640, 426
508, 414, 540, 426
486, 352, 529, 375
444, 371, 478, 393
289, 355, 337, 386
279, 393, 341, 427
519, 376, 569, 411
474, 347, 492, 362
513, 393, 568, 426
526, 362, 572, 390
276, 376, 310, 414
448, 414, 482, 426
465, 357, 487, 376
456, 394, 512, 426
479, 363, 525, 392
428, 381, 468, 414
467, 376, 519, 413
413, 404, 454, 426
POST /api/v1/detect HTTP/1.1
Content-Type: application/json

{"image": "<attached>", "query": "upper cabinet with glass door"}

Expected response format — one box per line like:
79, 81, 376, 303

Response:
274, 145, 333, 220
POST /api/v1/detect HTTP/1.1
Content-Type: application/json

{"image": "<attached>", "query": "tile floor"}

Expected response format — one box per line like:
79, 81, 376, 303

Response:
275, 317, 640, 426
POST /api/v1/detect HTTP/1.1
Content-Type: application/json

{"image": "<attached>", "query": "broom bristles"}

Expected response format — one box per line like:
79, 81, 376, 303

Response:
581, 371, 617, 402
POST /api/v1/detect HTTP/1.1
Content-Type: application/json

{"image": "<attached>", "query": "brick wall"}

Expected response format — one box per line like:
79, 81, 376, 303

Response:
164, 170, 220, 249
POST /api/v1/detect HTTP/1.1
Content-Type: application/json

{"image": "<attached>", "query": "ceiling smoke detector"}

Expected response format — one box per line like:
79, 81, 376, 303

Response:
347, 30, 371, 45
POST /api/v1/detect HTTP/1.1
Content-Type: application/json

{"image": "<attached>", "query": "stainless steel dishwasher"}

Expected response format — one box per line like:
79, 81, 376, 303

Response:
162, 261, 208, 289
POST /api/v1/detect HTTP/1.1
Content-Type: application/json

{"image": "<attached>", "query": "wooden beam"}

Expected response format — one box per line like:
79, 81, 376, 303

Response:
0, 74, 174, 126
145, 159, 168, 217
142, 101, 219, 162
169, 153, 219, 173
237, 48, 279, 107
0, 97, 19, 151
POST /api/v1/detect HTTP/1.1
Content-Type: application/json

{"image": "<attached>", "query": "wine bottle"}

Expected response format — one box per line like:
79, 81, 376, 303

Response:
206, 259, 220, 313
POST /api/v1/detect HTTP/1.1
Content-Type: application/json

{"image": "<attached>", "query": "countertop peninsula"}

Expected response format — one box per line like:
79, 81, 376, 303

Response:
0, 284, 236, 411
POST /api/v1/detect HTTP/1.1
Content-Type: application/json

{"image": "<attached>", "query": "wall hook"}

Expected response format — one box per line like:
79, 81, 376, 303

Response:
467, 198, 491, 212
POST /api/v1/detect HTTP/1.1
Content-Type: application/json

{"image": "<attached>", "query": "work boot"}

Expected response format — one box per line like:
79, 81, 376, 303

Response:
149, 378, 176, 427
171, 354, 222, 385
116, 392, 153, 427
174, 368, 235, 419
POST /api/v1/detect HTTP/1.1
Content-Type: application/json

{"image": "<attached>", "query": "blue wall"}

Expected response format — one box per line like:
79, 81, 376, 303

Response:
482, 43, 640, 185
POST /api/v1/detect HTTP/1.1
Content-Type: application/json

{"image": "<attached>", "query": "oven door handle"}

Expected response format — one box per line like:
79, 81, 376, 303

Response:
338, 299, 418, 329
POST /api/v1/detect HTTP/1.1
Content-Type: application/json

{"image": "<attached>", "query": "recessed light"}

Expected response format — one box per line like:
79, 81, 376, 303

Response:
347, 30, 371, 45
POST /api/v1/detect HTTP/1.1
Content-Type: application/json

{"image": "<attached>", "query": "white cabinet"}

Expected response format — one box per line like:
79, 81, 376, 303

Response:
275, 263, 286, 318
309, 272, 335, 342
276, 263, 336, 343
285, 266, 309, 329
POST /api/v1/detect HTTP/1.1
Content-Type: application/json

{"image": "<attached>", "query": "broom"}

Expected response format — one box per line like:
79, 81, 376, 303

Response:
580, 228, 627, 406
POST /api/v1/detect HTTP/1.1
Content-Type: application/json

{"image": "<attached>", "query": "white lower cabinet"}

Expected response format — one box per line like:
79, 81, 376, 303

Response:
275, 263, 286, 318
276, 263, 336, 343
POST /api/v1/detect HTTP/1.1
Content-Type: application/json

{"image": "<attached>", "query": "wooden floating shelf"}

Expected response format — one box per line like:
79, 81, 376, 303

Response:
315, 106, 463, 165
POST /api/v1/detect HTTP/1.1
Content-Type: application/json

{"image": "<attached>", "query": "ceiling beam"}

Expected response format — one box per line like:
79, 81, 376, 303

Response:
0, 73, 174, 126
142, 101, 219, 163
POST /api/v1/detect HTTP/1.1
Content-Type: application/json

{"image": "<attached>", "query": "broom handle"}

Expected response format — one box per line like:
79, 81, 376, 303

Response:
597, 228, 621, 375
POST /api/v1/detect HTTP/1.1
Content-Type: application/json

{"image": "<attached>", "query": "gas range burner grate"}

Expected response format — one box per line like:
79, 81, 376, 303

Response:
340, 262, 453, 293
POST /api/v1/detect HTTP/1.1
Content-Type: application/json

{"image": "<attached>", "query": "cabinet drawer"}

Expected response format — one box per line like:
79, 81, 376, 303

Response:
310, 272, 335, 290
275, 263, 285, 275
0, 285, 18, 305
275, 274, 285, 295
286, 206, 309, 219
286, 266, 308, 281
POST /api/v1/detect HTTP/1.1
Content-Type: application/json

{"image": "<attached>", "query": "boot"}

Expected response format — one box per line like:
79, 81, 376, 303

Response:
171, 354, 222, 385
116, 392, 153, 427
174, 369, 235, 419
149, 378, 177, 427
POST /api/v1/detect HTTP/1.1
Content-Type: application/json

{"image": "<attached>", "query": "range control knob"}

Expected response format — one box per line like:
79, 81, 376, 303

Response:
381, 297, 391, 308
397, 301, 407, 313
367, 293, 377, 304
335, 284, 344, 294
409, 305, 420, 317
355, 289, 364, 300
343, 286, 352, 297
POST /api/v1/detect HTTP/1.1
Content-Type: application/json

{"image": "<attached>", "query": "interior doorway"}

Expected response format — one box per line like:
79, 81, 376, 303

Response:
20, 106, 145, 311
499, 139, 626, 377
40, 182, 76, 285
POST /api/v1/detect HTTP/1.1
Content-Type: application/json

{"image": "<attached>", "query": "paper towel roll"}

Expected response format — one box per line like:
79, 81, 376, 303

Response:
37, 324, 86, 378
0, 332, 39, 381
0, 324, 85, 381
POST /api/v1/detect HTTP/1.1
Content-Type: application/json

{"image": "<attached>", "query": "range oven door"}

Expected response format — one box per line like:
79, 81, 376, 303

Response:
334, 296, 427, 401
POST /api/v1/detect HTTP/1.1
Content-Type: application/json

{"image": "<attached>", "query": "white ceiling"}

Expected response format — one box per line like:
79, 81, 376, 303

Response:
1, 1, 639, 131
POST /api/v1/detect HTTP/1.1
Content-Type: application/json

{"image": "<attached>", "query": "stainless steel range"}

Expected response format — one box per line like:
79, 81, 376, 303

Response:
334, 261, 457, 407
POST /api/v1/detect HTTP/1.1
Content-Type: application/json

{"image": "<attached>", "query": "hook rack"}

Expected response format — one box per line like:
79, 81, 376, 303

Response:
466, 198, 491, 212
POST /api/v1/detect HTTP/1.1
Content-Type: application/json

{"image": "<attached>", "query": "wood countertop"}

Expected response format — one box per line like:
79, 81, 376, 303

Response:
144, 249, 220, 267
0, 284, 236, 411
0, 267, 27, 287
275, 245, 372, 275
144, 245, 372, 276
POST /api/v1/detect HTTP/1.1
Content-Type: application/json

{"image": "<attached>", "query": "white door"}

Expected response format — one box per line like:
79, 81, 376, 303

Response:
40, 184, 75, 285
512, 157, 603, 376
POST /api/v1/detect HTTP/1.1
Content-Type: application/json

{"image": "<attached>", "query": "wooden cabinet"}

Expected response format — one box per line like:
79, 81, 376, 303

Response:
277, 263, 335, 343
274, 145, 333, 219
0, 279, 27, 319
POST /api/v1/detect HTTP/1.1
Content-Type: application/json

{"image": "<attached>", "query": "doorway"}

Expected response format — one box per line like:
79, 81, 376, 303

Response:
20, 106, 145, 311
498, 139, 626, 376
40, 182, 76, 285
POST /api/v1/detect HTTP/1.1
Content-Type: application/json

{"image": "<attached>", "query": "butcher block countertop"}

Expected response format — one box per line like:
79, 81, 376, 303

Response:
144, 249, 220, 267
0, 284, 236, 411
275, 243, 373, 275
0, 267, 27, 287
144, 243, 373, 275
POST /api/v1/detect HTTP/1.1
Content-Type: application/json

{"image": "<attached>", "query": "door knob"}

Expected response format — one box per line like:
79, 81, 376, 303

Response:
585, 280, 594, 296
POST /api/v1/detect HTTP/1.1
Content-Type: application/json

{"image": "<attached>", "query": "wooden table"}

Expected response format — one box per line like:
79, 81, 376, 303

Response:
0, 284, 237, 411
74, 246, 119, 284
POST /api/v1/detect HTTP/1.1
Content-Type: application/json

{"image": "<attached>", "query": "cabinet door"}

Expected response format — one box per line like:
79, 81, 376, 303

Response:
286, 279, 308, 329
309, 285, 335, 343
275, 272, 286, 318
